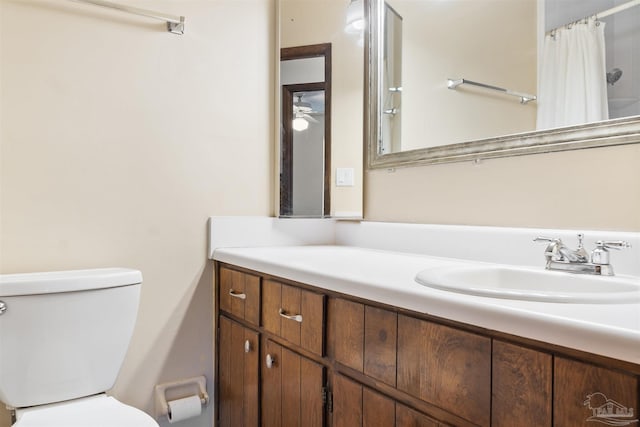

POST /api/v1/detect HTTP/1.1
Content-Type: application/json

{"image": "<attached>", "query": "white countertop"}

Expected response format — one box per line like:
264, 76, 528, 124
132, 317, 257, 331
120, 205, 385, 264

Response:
214, 245, 640, 365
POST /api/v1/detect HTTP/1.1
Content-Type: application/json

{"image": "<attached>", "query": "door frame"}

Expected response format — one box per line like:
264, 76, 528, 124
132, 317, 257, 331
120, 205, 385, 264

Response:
280, 43, 332, 217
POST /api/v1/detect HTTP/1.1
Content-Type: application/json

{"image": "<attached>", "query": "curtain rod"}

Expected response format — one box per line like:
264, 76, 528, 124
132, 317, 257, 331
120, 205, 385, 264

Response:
598, 0, 640, 19
70, 0, 185, 34
547, 0, 640, 34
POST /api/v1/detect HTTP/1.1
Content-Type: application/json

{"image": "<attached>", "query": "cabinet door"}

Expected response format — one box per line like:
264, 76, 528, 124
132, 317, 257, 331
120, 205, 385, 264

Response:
397, 315, 491, 426
395, 404, 440, 427
492, 340, 552, 427
262, 279, 324, 355
331, 373, 395, 427
328, 300, 397, 385
554, 357, 639, 427
219, 267, 261, 326
364, 305, 397, 387
262, 339, 325, 427
218, 316, 259, 427
331, 373, 442, 427
327, 297, 364, 371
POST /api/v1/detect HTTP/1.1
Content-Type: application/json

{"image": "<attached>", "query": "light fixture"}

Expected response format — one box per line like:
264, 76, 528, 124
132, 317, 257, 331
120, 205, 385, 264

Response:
345, 0, 364, 34
292, 116, 309, 131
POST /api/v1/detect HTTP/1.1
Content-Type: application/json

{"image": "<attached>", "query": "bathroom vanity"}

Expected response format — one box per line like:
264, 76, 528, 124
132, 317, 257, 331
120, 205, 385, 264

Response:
210, 218, 640, 427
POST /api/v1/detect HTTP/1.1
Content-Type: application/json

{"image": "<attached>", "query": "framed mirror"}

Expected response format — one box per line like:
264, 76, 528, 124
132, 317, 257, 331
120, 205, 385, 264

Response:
280, 45, 331, 217
366, 0, 640, 169
279, 0, 364, 218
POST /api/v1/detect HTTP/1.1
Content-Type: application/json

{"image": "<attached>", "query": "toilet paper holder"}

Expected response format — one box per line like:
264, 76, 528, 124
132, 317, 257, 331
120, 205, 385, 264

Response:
154, 375, 209, 420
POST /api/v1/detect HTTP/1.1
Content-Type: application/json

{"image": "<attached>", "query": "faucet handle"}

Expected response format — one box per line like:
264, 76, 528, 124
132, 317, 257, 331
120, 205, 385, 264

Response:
595, 240, 631, 250
534, 236, 564, 262
591, 240, 631, 267
533, 236, 561, 244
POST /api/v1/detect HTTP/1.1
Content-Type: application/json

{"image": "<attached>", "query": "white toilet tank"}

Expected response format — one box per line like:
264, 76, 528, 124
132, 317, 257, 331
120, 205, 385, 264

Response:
0, 268, 143, 409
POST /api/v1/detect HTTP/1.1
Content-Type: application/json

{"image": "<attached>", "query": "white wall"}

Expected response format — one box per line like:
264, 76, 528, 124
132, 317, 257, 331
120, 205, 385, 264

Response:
0, 1, 274, 426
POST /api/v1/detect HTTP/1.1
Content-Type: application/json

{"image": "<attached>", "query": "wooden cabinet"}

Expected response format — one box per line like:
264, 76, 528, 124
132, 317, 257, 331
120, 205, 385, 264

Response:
328, 300, 397, 387
397, 315, 491, 426
491, 340, 552, 427
331, 373, 442, 427
395, 404, 442, 427
554, 357, 639, 427
327, 298, 364, 371
262, 339, 325, 427
216, 262, 640, 427
262, 279, 324, 355
218, 316, 259, 427
219, 266, 260, 326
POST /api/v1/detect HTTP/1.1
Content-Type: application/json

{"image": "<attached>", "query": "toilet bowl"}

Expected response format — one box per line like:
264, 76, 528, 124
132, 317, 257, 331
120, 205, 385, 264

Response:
14, 394, 157, 427
0, 268, 159, 426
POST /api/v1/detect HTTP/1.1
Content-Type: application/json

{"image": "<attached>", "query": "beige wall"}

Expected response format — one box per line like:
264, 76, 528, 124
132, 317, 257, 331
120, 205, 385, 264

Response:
365, 143, 640, 231
0, 1, 274, 426
280, 0, 363, 217
388, 0, 537, 151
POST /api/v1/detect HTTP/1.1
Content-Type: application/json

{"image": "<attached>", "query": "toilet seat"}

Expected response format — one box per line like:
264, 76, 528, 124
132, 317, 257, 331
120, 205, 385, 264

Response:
13, 394, 158, 427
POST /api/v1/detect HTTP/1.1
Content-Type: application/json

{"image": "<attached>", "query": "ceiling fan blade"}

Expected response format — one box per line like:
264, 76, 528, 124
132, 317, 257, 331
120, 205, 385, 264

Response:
303, 113, 319, 123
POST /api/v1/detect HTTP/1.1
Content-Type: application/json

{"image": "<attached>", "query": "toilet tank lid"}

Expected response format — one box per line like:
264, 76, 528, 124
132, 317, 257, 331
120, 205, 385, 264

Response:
0, 268, 142, 297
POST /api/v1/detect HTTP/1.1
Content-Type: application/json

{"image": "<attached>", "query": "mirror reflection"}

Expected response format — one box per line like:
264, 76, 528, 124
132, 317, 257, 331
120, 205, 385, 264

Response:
281, 88, 327, 217
373, 0, 640, 155
280, 47, 331, 217
279, 0, 364, 218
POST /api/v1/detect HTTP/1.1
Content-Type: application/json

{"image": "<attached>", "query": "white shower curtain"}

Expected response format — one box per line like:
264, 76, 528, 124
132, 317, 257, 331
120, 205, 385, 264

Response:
537, 18, 609, 130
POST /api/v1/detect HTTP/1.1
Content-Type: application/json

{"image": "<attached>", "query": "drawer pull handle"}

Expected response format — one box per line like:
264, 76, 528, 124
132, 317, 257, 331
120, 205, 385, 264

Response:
266, 354, 276, 369
244, 339, 251, 353
278, 308, 303, 323
229, 289, 246, 300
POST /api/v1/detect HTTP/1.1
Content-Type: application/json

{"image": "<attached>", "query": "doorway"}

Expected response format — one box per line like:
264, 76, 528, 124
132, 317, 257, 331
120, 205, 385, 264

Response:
280, 43, 331, 217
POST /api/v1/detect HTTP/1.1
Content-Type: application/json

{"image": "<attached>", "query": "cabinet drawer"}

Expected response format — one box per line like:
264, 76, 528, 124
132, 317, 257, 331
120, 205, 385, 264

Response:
397, 315, 491, 426
219, 267, 261, 326
554, 357, 639, 427
262, 279, 324, 355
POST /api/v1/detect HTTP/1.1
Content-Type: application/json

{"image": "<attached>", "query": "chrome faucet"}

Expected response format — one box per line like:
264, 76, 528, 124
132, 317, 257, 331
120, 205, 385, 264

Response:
534, 233, 631, 276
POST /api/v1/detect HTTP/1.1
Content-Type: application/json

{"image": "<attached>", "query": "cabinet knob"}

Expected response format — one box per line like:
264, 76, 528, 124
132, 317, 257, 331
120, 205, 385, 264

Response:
244, 339, 251, 353
229, 289, 246, 300
266, 354, 276, 369
278, 308, 303, 323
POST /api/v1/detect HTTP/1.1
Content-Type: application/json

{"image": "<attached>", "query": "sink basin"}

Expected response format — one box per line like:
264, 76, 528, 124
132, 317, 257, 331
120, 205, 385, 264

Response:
415, 265, 640, 303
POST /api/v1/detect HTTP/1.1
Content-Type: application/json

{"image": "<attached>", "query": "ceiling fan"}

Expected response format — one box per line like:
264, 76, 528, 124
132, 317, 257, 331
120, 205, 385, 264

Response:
292, 93, 322, 131
293, 94, 320, 123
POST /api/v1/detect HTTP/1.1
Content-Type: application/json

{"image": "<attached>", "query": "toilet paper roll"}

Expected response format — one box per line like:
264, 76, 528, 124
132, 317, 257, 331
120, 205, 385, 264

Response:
167, 395, 202, 423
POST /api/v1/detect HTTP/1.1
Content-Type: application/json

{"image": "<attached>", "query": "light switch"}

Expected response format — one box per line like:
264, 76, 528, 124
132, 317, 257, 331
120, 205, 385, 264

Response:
336, 168, 355, 187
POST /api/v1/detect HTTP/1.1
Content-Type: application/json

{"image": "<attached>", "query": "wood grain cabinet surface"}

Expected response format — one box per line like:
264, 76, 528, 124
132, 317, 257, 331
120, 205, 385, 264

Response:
331, 373, 443, 427
262, 339, 325, 427
218, 316, 259, 427
263, 278, 324, 356
491, 340, 552, 427
219, 266, 260, 326
554, 357, 639, 427
397, 315, 491, 426
215, 263, 640, 427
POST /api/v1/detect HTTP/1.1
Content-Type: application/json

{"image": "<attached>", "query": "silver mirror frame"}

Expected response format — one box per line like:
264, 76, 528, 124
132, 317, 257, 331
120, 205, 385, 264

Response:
365, 0, 640, 169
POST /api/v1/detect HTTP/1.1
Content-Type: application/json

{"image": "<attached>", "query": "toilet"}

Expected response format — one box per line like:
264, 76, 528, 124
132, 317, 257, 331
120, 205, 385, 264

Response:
0, 268, 159, 426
